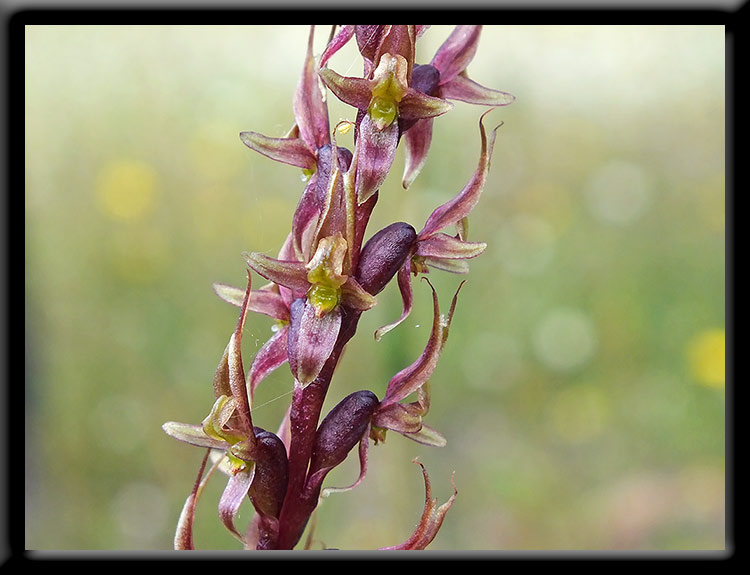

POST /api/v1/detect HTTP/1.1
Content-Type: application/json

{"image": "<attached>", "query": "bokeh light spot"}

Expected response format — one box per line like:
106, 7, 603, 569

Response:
495, 213, 556, 276
533, 307, 597, 372
584, 160, 652, 226
687, 328, 725, 388
96, 159, 158, 221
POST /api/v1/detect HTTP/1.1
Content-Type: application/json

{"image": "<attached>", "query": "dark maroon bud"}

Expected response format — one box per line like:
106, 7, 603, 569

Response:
411, 64, 441, 97
356, 222, 417, 295
309, 390, 379, 476
248, 427, 289, 519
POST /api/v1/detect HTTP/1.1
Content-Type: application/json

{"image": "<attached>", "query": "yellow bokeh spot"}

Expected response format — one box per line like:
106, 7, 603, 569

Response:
96, 159, 158, 221
687, 328, 725, 388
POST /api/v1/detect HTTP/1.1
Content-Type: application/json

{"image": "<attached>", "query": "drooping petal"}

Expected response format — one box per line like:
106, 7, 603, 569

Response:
402, 117, 433, 190
355, 115, 399, 204
242, 252, 310, 295
397, 89, 453, 122
212, 283, 290, 321
247, 324, 290, 402
287, 298, 342, 387
431, 25, 481, 84
371, 402, 423, 434
374, 261, 414, 341
439, 72, 516, 107
218, 466, 256, 544
294, 26, 330, 153
318, 67, 373, 111
419, 110, 500, 238
379, 279, 462, 407
379, 460, 457, 550
320, 428, 371, 498
239, 131, 316, 170
415, 233, 487, 260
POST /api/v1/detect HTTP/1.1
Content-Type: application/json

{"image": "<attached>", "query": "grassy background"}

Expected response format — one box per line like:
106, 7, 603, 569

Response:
25, 25, 725, 551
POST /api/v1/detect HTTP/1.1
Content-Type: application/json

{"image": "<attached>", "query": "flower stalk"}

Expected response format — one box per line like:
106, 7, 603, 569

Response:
163, 24, 513, 550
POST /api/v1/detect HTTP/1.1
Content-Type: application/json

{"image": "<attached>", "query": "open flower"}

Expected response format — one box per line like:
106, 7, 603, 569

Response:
319, 25, 453, 203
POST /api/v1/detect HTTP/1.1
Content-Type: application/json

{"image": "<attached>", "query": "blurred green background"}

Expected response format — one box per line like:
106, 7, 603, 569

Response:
25, 25, 725, 551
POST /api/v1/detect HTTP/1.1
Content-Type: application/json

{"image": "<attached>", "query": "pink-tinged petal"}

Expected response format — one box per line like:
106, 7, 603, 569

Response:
291, 172, 322, 262
423, 256, 470, 274
355, 115, 399, 204
162, 421, 230, 450
320, 24, 354, 68
379, 279, 463, 408
340, 277, 377, 311
440, 72, 516, 106
401, 423, 447, 447
380, 460, 457, 550
242, 252, 310, 295
174, 449, 211, 550
218, 466, 255, 544
419, 110, 500, 238
247, 325, 289, 402
397, 89, 453, 122
402, 117, 434, 190
374, 261, 413, 341
239, 131, 316, 170
431, 25, 481, 84
415, 233, 487, 260
287, 298, 342, 387
318, 67, 373, 111
294, 26, 330, 152
212, 283, 290, 321
354, 25, 385, 68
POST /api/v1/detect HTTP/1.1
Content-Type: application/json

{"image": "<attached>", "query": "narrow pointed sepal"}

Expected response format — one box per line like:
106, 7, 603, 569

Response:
355, 115, 399, 204
415, 233, 487, 260
162, 421, 230, 450
430, 25, 481, 83
239, 131, 316, 170
397, 89, 453, 122
419, 110, 500, 238
318, 67, 372, 111
374, 261, 414, 341
380, 460, 457, 550
247, 325, 289, 401
294, 26, 330, 152
174, 450, 212, 550
218, 465, 256, 544
212, 283, 290, 321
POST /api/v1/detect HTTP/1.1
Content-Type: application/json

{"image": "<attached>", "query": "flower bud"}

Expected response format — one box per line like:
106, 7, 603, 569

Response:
308, 390, 379, 476
247, 428, 289, 519
356, 222, 417, 296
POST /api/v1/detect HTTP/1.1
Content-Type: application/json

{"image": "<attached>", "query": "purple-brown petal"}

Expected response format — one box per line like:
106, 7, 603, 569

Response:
320, 24, 355, 68
419, 110, 500, 239
397, 89, 453, 122
247, 325, 289, 402
318, 67, 373, 111
379, 279, 462, 408
439, 72, 516, 107
355, 115, 399, 204
402, 117, 434, 190
218, 466, 255, 544
242, 252, 310, 295
287, 298, 342, 387
239, 131, 316, 170
431, 25, 481, 84
212, 283, 290, 321
293, 26, 330, 153
174, 449, 211, 550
